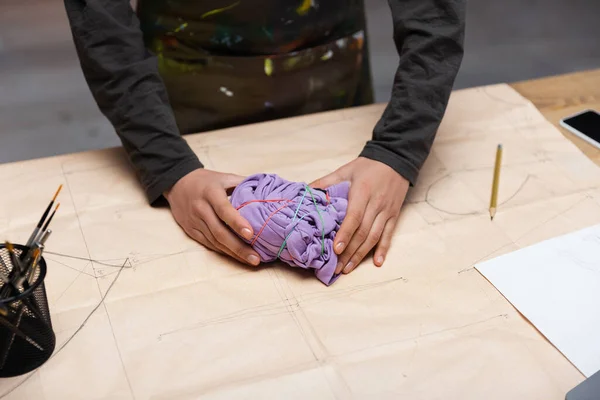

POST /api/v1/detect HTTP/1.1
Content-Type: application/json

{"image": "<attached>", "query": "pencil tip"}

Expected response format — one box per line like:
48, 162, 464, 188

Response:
55, 203, 60, 211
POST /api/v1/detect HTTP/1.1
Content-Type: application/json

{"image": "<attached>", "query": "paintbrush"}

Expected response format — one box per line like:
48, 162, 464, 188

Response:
5, 242, 23, 276
0, 270, 9, 285
0, 267, 15, 298
19, 229, 53, 292
25, 184, 62, 248
34, 203, 59, 245
2, 242, 24, 297
38, 229, 52, 246
0, 243, 21, 298
0, 311, 45, 351
25, 248, 41, 286
20, 228, 52, 274
0, 255, 11, 299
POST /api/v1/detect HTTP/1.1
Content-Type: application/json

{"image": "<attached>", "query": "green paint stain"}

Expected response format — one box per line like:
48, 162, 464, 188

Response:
174, 22, 188, 33
261, 26, 274, 42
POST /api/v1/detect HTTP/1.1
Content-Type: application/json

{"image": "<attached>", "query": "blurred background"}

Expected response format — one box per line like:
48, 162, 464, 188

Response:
1, 0, 599, 163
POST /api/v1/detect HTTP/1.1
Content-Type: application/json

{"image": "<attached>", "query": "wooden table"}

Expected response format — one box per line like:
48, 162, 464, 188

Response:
1, 72, 600, 399
512, 68, 600, 165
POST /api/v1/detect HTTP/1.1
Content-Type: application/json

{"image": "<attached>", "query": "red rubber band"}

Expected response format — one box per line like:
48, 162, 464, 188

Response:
251, 202, 292, 246
236, 198, 289, 211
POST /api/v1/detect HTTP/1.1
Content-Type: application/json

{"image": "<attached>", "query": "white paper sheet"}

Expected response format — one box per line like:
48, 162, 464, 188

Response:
476, 224, 600, 377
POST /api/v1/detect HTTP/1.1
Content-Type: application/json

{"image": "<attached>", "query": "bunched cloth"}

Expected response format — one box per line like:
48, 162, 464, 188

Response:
230, 173, 349, 285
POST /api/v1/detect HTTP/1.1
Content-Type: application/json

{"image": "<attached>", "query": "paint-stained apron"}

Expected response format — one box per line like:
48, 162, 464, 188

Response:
137, 0, 374, 134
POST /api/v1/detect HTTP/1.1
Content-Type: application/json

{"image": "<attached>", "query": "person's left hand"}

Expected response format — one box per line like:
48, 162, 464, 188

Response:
310, 157, 409, 275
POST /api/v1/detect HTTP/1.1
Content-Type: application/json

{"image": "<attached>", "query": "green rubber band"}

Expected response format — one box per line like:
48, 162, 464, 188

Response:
277, 186, 327, 259
277, 190, 307, 258
277, 213, 309, 258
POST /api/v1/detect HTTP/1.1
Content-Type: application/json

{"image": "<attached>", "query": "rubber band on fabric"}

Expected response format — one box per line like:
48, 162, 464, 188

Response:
304, 185, 326, 255
276, 189, 308, 258
236, 198, 289, 211
229, 173, 350, 286
325, 189, 337, 212
277, 213, 310, 258
250, 202, 291, 246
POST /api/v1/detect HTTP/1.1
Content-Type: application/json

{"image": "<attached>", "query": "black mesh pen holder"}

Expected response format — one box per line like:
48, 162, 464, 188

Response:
0, 244, 55, 377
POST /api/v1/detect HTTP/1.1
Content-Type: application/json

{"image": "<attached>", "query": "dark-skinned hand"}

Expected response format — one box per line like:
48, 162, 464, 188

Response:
311, 157, 409, 274
164, 169, 261, 266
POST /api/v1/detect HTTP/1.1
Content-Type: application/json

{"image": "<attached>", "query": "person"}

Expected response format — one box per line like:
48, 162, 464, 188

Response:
63, 0, 465, 275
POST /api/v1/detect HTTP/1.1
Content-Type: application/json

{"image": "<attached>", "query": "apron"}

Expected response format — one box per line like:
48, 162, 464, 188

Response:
137, 0, 374, 134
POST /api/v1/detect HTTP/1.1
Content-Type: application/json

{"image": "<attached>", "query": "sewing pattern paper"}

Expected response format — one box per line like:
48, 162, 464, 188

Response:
1, 84, 600, 399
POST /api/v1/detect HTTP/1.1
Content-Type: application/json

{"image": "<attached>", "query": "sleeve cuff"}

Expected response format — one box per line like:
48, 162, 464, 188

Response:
359, 142, 420, 186
145, 156, 203, 206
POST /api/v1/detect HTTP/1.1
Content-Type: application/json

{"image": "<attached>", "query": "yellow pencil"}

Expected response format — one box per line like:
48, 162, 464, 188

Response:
489, 144, 503, 220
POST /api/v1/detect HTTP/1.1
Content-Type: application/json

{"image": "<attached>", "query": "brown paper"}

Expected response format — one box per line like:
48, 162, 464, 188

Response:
1, 84, 599, 399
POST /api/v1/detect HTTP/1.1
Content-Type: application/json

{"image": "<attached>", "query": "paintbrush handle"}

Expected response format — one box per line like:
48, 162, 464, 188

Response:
25, 227, 41, 249
25, 203, 52, 248
0, 311, 45, 352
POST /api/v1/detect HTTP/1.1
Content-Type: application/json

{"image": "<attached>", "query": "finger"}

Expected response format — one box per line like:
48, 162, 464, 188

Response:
195, 220, 250, 264
334, 182, 370, 255
374, 215, 399, 267
186, 227, 217, 252
309, 171, 343, 189
343, 213, 388, 274
335, 201, 377, 274
202, 210, 261, 266
188, 199, 253, 264
221, 173, 246, 190
194, 221, 226, 255
208, 190, 254, 241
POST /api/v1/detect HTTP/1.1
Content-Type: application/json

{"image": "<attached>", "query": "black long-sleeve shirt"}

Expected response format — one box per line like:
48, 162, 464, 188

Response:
63, 0, 465, 205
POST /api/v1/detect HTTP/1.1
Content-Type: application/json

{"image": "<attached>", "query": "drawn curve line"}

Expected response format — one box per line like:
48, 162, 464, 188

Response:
0, 259, 130, 399
424, 173, 531, 216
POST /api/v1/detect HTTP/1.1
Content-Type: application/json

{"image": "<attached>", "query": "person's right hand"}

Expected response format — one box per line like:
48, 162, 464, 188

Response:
164, 169, 261, 266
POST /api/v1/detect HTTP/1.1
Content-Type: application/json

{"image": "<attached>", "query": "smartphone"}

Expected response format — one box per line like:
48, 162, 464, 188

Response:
559, 109, 600, 150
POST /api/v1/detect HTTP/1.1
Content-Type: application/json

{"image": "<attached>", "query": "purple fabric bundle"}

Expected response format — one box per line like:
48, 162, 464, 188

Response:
230, 173, 349, 285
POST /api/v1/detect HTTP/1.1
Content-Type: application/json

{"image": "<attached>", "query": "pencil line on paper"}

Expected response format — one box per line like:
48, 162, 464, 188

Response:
481, 86, 524, 107
284, 274, 334, 367
158, 276, 407, 338
0, 169, 129, 399
513, 194, 591, 243
423, 173, 531, 217
267, 268, 318, 361
45, 251, 134, 268
101, 258, 136, 400
424, 174, 479, 216
458, 242, 519, 274
44, 255, 96, 277
0, 259, 128, 399
336, 313, 510, 359
54, 261, 92, 303
498, 174, 531, 206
